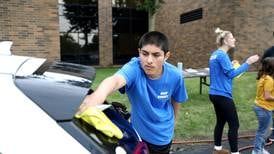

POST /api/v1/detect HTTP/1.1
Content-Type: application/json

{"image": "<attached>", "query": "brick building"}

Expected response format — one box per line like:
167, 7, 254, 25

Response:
1, 0, 274, 69
0, 0, 59, 60
157, 0, 274, 69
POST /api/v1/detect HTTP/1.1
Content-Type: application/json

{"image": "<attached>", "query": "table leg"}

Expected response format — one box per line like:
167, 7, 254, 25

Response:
200, 76, 210, 94
200, 77, 202, 94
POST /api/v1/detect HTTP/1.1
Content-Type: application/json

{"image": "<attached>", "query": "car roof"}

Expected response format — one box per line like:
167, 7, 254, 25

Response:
0, 55, 45, 75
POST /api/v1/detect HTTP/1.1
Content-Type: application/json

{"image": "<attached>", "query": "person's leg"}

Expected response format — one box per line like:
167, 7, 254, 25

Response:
252, 105, 272, 153
223, 99, 239, 153
269, 111, 274, 141
209, 95, 230, 154
209, 95, 227, 146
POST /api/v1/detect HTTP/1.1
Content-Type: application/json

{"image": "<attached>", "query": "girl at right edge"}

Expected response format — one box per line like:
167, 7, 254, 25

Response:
252, 57, 274, 154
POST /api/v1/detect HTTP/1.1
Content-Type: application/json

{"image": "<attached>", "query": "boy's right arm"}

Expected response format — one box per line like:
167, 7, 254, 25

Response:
77, 74, 126, 114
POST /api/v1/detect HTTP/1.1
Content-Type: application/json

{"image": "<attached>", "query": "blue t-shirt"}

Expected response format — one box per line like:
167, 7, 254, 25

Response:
209, 49, 249, 98
116, 57, 188, 145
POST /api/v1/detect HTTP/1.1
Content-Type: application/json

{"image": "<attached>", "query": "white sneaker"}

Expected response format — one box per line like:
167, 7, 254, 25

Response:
251, 150, 256, 154
263, 148, 270, 154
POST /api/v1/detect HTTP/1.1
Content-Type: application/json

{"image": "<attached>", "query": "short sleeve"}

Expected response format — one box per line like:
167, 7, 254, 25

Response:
172, 73, 188, 103
116, 57, 139, 88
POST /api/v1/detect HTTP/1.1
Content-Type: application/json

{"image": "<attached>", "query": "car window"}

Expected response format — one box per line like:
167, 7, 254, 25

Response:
14, 60, 95, 120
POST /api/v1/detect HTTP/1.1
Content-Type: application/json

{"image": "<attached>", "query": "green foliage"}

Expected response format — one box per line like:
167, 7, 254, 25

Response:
136, 0, 165, 15
63, 0, 98, 46
175, 72, 258, 140
92, 68, 258, 140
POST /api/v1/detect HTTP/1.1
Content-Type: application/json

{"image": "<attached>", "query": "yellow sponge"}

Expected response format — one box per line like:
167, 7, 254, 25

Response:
75, 106, 123, 139
232, 60, 243, 78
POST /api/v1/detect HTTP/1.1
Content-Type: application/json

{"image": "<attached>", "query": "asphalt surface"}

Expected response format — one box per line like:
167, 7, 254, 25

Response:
171, 138, 274, 154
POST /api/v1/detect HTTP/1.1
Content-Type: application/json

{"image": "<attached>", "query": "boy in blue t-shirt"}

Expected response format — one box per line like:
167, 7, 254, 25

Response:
77, 31, 188, 153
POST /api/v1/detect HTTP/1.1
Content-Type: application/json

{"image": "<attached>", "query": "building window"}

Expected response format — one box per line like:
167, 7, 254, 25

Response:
180, 8, 203, 24
58, 0, 99, 65
112, 0, 148, 64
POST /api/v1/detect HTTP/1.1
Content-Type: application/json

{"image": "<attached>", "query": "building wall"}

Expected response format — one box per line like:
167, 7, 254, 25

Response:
234, 0, 274, 67
1, 0, 274, 69
156, 0, 274, 69
0, 0, 60, 60
156, 0, 208, 68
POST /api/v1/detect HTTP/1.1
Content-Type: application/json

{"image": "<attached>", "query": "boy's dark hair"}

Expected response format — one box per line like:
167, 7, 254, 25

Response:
138, 31, 169, 53
257, 57, 274, 80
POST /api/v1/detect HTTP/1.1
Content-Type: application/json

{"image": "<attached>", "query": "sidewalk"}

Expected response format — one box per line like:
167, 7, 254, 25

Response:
171, 138, 273, 154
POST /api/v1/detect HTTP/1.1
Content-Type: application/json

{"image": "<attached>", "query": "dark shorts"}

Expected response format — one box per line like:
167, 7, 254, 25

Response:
142, 139, 172, 154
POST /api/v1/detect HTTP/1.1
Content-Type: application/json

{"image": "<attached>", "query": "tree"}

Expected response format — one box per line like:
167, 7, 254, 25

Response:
63, 0, 98, 46
136, 0, 165, 31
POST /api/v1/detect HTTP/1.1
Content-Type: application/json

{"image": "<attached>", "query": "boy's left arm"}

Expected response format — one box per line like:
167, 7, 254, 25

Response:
172, 100, 180, 125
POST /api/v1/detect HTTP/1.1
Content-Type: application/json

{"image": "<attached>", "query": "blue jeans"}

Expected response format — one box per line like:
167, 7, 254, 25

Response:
253, 105, 272, 153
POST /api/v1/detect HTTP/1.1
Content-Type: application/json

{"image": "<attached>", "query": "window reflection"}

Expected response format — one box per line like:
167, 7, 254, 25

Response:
112, 0, 148, 64
58, 0, 99, 65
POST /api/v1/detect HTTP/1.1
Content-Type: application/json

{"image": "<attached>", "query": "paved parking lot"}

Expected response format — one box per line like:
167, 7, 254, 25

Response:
171, 138, 273, 154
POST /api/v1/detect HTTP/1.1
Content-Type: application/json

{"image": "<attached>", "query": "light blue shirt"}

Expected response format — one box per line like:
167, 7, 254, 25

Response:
116, 57, 188, 145
209, 49, 249, 98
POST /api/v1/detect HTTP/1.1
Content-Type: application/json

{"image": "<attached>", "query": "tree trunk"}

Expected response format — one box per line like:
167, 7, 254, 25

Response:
84, 33, 88, 46
148, 11, 155, 31
148, 0, 159, 31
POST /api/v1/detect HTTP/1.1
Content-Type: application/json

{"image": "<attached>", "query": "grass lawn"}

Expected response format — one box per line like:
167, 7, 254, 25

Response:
91, 67, 258, 141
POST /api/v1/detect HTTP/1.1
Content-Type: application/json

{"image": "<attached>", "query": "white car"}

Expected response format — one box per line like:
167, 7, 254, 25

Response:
0, 42, 140, 154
